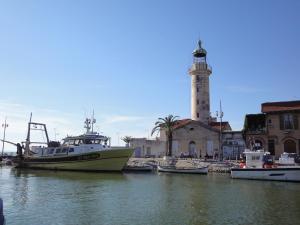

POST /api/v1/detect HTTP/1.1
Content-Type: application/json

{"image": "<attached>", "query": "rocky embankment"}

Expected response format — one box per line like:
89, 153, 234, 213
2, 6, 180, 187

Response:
127, 158, 239, 173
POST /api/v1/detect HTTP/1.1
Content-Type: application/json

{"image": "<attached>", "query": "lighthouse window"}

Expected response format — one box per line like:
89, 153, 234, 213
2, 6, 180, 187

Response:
197, 87, 199, 92
196, 76, 200, 82
197, 113, 199, 118
197, 99, 199, 105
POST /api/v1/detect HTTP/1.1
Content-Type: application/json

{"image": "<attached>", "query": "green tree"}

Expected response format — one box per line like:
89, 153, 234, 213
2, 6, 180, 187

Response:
151, 115, 179, 156
121, 136, 132, 147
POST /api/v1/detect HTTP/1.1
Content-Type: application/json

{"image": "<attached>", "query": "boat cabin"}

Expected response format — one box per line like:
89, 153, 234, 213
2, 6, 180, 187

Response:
244, 150, 272, 168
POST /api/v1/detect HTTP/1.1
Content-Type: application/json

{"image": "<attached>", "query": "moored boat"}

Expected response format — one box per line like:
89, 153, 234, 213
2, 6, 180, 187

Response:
4, 114, 134, 172
157, 165, 208, 174
123, 160, 154, 172
157, 157, 208, 174
231, 150, 300, 182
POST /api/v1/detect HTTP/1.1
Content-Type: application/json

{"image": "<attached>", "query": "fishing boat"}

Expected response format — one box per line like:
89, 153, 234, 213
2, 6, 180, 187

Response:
157, 157, 208, 174
231, 150, 300, 182
4, 114, 134, 172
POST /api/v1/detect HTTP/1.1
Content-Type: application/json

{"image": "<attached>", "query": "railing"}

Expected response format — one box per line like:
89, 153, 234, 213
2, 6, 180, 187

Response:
189, 62, 212, 73
246, 128, 266, 134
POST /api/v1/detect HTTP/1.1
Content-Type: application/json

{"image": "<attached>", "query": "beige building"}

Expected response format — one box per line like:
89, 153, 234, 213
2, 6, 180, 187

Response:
244, 100, 300, 158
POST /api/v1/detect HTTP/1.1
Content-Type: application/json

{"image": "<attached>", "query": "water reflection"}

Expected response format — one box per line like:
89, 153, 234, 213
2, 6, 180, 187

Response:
10, 168, 126, 181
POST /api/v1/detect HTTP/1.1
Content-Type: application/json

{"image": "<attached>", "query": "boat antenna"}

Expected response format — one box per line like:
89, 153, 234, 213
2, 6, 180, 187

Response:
1, 117, 8, 157
84, 118, 91, 133
91, 110, 96, 133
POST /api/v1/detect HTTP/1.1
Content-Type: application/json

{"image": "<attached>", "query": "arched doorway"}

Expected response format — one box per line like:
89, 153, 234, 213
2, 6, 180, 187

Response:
189, 141, 196, 157
284, 140, 296, 153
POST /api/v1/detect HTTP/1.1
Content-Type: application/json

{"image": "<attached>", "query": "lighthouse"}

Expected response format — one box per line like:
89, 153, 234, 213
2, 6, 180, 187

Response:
189, 40, 212, 124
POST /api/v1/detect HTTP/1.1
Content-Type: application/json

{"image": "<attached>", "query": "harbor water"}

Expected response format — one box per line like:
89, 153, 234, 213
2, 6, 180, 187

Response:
1, 166, 300, 225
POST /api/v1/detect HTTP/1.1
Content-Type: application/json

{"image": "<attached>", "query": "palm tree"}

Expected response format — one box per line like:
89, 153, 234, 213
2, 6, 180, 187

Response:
151, 115, 179, 157
121, 136, 132, 147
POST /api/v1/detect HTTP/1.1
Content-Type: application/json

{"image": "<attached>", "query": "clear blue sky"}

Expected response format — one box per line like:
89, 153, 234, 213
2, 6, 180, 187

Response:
0, 0, 300, 148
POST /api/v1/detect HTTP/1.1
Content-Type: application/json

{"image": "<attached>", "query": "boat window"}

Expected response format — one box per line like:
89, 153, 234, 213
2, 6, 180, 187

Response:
74, 140, 80, 145
84, 139, 92, 144
56, 148, 61, 153
61, 148, 68, 153
47, 149, 54, 154
94, 139, 101, 144
69, 148, 74, 153
251, 156, 260, 160
68, 139, 75, 145
78, 139, 83, 144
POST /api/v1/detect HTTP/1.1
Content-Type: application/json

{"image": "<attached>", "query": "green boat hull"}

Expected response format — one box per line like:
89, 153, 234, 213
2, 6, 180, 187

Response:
15, 148, 134, 172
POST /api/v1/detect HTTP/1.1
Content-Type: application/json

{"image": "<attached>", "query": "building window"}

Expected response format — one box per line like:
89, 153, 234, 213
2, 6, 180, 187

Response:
280, 114, 299, 130
196, 76, 200, 82
268, 119, 272, 124
197, 113, 199, 118
283, 114, 294, 129
146, 147, 151, 155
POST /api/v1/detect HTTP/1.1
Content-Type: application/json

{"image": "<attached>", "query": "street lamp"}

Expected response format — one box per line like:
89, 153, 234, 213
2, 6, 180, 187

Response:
216, 101, 224, 161
1, 118, 8, 157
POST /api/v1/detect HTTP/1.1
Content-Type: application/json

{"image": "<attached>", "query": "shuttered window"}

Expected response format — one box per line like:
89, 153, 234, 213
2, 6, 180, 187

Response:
281, 113, 297, 130
293, 114, 299, 129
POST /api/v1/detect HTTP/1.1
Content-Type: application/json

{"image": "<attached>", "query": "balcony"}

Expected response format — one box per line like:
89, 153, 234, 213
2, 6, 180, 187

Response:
246, 128, 266, 135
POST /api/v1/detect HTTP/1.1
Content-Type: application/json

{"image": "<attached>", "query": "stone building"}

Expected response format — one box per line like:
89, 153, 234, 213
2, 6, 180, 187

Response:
243, 100, 300, 157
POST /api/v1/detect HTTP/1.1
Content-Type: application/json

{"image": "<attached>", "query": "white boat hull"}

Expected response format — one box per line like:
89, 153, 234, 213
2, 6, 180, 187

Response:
231, 167, 300, 182
157, 165, 208, 174
15, 148, 133, 172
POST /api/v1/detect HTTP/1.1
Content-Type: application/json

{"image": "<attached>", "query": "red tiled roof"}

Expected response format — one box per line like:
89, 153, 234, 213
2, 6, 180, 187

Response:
173, 119, 192, 129
173, 119, 231, 131
261, 100, 300, 113
209, 121, 231, 130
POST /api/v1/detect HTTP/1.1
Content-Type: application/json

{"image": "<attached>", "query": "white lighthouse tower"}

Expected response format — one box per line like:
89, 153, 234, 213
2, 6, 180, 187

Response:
189, 40, 212, 124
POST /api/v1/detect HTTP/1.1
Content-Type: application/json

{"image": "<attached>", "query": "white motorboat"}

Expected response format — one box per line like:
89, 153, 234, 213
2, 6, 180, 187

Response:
3, 114, 134, 172
231, 150, 300, 182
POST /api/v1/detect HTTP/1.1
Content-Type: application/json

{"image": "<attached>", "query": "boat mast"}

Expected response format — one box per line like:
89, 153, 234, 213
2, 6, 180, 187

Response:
1, 117, 8, 157
25, 113, 32, 157
84, 111, 96, 134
